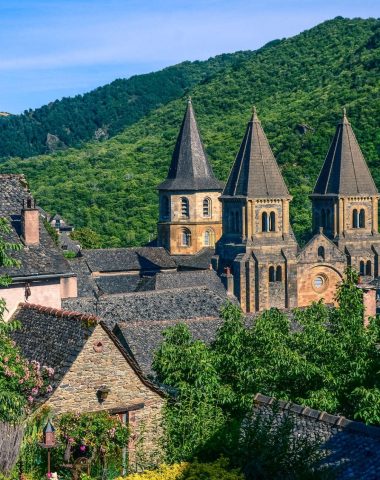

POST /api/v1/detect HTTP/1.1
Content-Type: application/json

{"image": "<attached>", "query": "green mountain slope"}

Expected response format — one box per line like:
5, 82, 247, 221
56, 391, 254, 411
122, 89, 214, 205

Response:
0, 51, 251, 158
1, 17, 379, 247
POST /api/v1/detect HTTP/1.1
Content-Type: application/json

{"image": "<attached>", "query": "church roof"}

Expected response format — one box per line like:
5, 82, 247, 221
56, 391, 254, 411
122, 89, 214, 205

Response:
158, 99, 223, 192
313, 110, 378, 196
223, 108, 290, 198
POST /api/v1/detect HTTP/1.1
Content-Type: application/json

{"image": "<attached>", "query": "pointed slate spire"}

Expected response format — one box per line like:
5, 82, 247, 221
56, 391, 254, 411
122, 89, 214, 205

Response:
223, 107, 290, 198
313, 109, 377, 195
158, 99, 223, 191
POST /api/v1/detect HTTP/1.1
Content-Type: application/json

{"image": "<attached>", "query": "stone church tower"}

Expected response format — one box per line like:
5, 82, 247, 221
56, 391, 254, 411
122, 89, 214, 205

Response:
311, 109, 380, 278
215, 108, 298, 312
157, 99, 223, 255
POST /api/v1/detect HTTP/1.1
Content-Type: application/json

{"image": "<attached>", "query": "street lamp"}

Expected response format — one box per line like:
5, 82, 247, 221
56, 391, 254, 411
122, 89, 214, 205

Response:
40, 420, 56, 478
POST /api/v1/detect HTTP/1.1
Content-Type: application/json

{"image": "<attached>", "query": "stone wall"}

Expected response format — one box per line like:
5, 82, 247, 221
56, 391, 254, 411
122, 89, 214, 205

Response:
46, 324, 164, 462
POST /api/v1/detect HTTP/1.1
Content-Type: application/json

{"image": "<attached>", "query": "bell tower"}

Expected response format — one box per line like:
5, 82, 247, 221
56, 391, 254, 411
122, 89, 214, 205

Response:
215, 107, 298, 312
311, 109, 380, 277
157, 99, 223, 255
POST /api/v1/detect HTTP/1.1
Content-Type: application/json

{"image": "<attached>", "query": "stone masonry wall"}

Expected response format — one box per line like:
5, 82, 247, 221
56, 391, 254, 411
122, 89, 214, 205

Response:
46, 325, 164, 461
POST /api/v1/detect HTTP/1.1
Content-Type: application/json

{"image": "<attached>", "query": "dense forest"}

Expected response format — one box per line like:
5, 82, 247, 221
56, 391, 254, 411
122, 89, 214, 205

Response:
0, 52, 252, 158
0, 17, 379, 247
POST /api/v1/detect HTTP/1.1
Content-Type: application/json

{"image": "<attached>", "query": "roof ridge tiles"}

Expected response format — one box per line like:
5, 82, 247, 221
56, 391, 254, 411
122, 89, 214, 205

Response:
18, 302, 99, 323
254, 393, 380, 439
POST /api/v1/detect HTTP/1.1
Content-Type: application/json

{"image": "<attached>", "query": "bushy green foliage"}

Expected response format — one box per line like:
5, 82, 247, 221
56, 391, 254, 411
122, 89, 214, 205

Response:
153, 270, 378, 476
116, 458, 243, 480
1, 18, 379, 246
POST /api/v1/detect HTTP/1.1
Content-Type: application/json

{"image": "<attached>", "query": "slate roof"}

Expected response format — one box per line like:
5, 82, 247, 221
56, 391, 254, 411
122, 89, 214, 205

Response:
254, 393, 380, 479
0, 175, 72, 278
149, 270, 227, 297
158, 99, 223, 192
223, 108, 290, 198
10, 303, 164, 397
62, 286, 228, 329
114, 316, 224, 376
174, 247, 215, 270
78, 247, 177, 273
313, 110, 378, 196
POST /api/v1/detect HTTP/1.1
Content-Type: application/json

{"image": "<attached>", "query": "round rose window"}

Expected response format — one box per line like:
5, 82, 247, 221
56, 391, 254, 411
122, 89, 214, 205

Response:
312, 274, 328, 292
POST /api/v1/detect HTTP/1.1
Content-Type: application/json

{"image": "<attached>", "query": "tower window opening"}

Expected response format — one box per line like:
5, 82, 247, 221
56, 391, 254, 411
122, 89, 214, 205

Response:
353, 209, 359, 228
269, 212, 276, 232
162, 196, 170, 219
269, 266, 275, 282
326, 209, 331, 231
204, 229, 215, 247
276, 266, 282, 282
181, 197, 189, 218
366, 260, 372, 276
235, 211, 241, 233
180, 228, 191, 247
359, 209, 365, 228
262, 212, 269, 232
318, 246, 325, 260
203, 198, 211, 218
229, 211, 235, 232
360, 260, 365, 276
321, 209, 326, 229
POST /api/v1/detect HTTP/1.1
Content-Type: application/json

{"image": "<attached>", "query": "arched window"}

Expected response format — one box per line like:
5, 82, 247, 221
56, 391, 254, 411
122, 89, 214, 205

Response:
204, 229, 215, 247
235, 211, 240, 233
203, 198, 211, 218
353, 209, 359, 228
321, 209, 326, 229
326, 209, 331, 231
162, 195, 170, 219
360, 260, 365, 276
359, 209, 365, 228
314, 212, 320, 230
181, 197, 189, 218
180, 228, 191, 247
366, 260, 372, 276
262, 212, 269, 232
318, 246, 325, 260
276, 266, 282, 282
269, 266, 275, 282
229, 211, 235, 232
269, 212, 276, 232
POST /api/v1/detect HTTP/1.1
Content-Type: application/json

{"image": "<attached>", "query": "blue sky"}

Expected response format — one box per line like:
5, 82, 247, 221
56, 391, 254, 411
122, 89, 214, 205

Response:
0, 0, 378, 113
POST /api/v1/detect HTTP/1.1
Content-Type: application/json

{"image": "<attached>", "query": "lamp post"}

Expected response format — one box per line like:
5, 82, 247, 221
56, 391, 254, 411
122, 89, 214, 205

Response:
39, 420, 56, 478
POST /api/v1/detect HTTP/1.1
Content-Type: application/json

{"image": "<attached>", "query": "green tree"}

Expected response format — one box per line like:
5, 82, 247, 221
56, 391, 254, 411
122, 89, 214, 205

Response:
70, 227, 103, 249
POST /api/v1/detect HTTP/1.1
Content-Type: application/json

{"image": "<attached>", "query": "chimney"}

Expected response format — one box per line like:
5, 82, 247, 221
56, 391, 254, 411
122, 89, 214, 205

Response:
21, 197, 40, 246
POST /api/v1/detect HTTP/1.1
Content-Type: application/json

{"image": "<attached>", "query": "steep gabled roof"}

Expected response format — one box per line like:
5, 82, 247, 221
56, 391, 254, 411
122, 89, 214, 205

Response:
158, 99, 223, 191
223, 108, 290, 198
313, 110, 378, 196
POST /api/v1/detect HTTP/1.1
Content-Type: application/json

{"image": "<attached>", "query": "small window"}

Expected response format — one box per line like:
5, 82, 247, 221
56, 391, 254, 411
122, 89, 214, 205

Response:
235, 211, 240, 233
162, 196, 170, 219
326, 209, 331, 231
229, 211, 235, 232
203, 198, 211, 218
269, 212, 276, 232
269, 266, 275, 282
181, 197, 189, 218
262, 212, 269, 232
313, 275, 325, 290
318, 246, 325, 260
359, 209, 365, 228
353, 209, 359, 228
321, 209, 326, 228
181, 228, 191, 247
366, 260, 372, 276
276, 266, 282, 282
204, 229, 215, 247
360, 260, 365, 276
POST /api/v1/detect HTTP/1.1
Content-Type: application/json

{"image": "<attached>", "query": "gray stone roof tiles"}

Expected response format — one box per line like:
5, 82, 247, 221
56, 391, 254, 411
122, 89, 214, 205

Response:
0, 175, 72, 277
313, 111, 378, 196
223, 109, 290, 199
158, 100, 223, 192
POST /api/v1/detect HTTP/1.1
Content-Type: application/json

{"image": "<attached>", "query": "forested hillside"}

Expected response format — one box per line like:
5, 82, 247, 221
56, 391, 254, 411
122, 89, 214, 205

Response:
0, 52, 251, 158
1, 17, 379, 247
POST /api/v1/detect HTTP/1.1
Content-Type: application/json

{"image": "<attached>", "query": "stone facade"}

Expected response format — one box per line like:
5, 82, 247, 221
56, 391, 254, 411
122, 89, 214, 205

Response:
210, 110, 380, 313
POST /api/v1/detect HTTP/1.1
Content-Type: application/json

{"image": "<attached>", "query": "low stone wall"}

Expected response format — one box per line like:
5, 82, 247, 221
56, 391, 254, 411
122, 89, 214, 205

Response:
253, 393, 380, 479
0, 422, 24, 474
